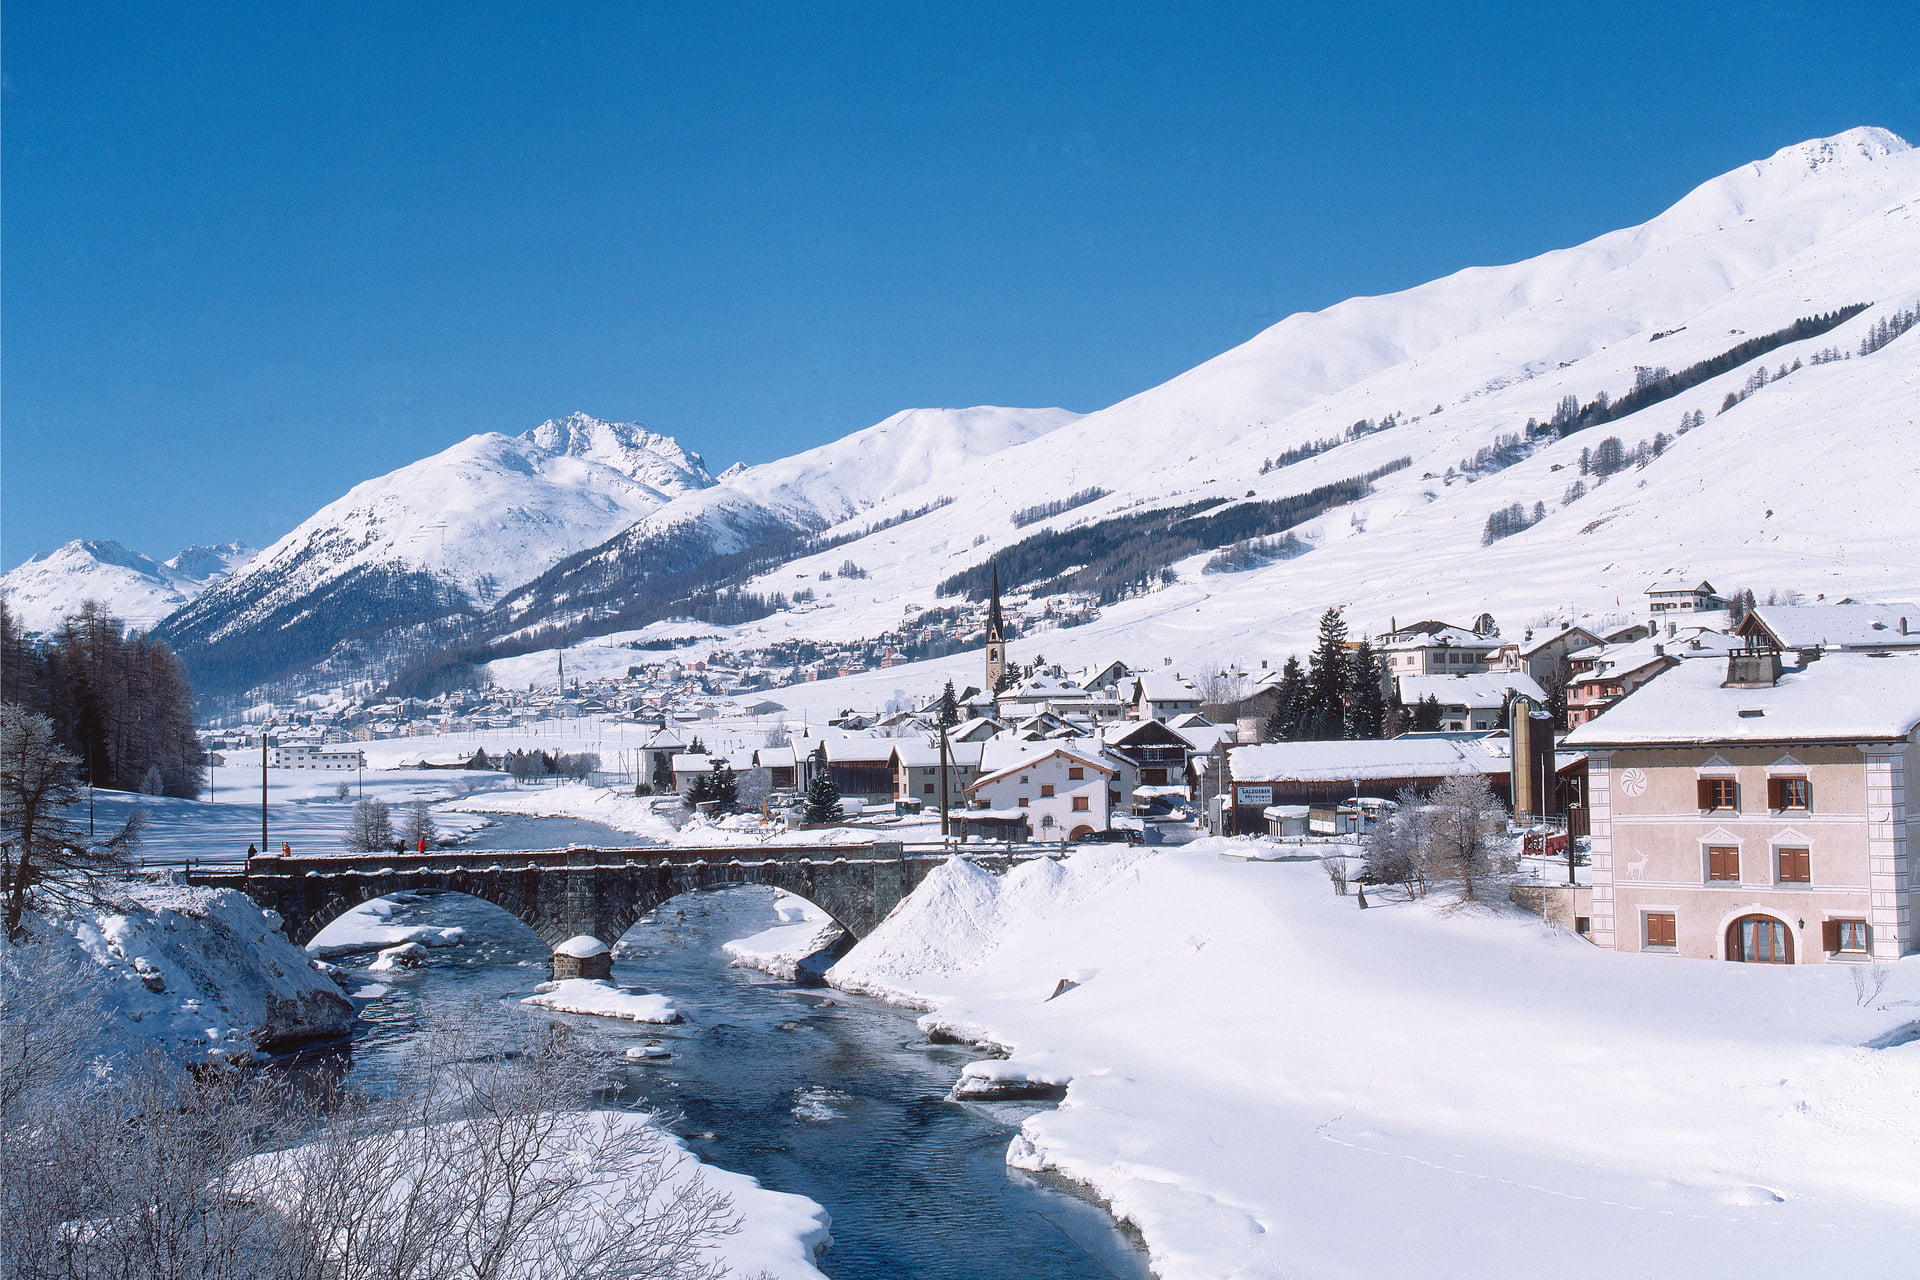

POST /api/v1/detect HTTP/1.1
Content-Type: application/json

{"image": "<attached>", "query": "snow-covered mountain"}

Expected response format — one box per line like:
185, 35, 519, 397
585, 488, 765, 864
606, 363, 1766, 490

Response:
1, 539, 257, 633
483, 405, 1082, 638
150, 127, 1920, 708
696, 126, 1920, 697
153, 414, 717, 697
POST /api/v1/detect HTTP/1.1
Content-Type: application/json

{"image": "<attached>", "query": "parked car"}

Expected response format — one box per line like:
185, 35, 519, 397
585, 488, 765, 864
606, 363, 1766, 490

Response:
1073, 828, 1144, 845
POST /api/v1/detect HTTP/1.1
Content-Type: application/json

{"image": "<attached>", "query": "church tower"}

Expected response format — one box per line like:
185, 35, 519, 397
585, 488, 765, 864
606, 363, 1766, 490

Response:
984, 561, 1008, 693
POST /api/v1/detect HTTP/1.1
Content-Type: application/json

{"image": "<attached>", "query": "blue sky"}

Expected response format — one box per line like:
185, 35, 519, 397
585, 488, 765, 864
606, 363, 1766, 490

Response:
5, 1, 1916, 567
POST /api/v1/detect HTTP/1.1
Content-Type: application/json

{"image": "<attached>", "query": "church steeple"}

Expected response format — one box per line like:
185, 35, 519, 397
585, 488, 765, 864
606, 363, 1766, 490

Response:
984, 561, 1007, 693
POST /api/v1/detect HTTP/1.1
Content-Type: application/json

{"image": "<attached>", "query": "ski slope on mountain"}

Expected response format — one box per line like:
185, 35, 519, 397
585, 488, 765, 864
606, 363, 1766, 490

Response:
1, 539, 256, 633
656, 126, 1920, 700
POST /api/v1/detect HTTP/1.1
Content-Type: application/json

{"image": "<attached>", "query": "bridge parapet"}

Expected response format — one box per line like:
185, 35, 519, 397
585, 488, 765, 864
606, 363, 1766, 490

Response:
202, 843, 1057, 967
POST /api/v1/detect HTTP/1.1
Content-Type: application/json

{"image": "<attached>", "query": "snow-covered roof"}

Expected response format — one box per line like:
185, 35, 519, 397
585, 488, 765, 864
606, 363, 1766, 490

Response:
1229, 737, 1504, 784
820, 735, 896, 762
1168, 712, 1215, 728
1568, 632, 1739, 683
1646, 579, 1716, 594
754, 745, 798, 768
1134, 674, 1202, 701
972, 737, 1118, 788
1396, 672, 1546, 709
1381, 623, 1494, 649
1564, 650, 1920, 745
1744, 602, 1920, 651
669, 752, 713, 771
888, 738, 984, 769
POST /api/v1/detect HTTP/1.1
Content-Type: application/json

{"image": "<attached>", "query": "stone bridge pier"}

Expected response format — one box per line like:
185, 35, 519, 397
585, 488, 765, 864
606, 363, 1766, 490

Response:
194, 845, 1034, 977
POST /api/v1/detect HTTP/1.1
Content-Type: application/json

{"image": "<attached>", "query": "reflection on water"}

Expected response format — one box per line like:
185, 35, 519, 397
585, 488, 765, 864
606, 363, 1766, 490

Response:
334, 881, 1150, 1280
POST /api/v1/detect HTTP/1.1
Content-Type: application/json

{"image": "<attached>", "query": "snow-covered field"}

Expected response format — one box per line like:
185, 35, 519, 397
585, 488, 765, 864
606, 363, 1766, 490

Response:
443, 779, 939, 847
827, 843, 1920, 1278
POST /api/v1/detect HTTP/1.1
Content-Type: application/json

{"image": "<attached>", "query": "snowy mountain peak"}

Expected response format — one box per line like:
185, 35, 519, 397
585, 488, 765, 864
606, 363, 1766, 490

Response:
517, 413, 715, 492
2, 538, 257, 634
1764, 126, 1912, 170
164, 542, 259, 582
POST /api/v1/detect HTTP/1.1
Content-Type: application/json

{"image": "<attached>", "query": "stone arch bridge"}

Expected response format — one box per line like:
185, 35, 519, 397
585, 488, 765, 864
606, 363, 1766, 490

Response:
191, 843, 1040, 971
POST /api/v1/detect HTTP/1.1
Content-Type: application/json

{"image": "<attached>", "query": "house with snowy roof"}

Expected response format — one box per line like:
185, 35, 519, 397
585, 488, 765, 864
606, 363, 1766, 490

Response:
966, 738, 1121, 842
889, 738, 984, 807
1395, 671, 1546, 732
1564, 649, 1920, 964
1377, 621, 1501, 676
1489, 624, 1604, 684
1564, 630, 1741, 727
1645, 579, 1724, 618
1734, 601, 1920, 659
1224, 737, 1514, 834
1128, 673, 1204, 720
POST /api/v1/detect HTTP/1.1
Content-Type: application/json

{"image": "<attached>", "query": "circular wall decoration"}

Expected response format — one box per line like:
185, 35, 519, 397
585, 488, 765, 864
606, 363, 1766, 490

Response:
1618, 768, 1649, 797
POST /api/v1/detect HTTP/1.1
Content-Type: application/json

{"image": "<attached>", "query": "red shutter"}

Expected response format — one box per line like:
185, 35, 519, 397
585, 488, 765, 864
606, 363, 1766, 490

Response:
1767, 777, 1785, 809
1696, 779, 1714, 809
1821, 920, 1840, 952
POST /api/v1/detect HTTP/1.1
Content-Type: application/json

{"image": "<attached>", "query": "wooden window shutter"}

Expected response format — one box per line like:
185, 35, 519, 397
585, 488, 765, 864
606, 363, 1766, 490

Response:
1767, 777, 1785, 809
1696, 779, 1715, 809
1822, 920, 1840, 952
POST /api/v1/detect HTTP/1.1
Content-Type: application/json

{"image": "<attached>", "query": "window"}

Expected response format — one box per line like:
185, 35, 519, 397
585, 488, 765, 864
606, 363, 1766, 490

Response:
1016, 797, 1029, 808
1768, 777, 1811, 811
1071, 795, 1090, 811
1067, 767, 1085, 780
1776, 847, 1810, 883
1697, 777, 1738, 811
1823, 919, 1870, 953
1707, 846, 1741, 881
1040, 784, 1055, 798
1574, 916, 1591, 935
922, 782, 935, 795
1644, 912, 1676, 948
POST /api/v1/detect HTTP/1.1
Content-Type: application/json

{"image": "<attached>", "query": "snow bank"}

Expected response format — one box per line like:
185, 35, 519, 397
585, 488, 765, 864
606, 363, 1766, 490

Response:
306, 897, 467, 958
722, 891, 846, 980
828, 841, 1920, 1279
522, 978, 681, 1023
444, 781, 902, 847
19, 875, 353, 1066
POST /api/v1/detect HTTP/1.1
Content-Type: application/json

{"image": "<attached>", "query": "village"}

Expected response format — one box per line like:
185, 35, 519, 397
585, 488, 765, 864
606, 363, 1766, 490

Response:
226, 577, 1920, 969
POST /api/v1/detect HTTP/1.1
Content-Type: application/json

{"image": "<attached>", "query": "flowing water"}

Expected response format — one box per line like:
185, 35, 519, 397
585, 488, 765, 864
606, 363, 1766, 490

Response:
328, 855, 1152, 1280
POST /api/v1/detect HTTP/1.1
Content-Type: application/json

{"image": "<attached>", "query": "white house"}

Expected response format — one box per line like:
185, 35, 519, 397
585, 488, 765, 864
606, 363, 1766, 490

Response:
1395, 672, 1546, 731
267, 744, 365, 771
967, 739, 1119, 842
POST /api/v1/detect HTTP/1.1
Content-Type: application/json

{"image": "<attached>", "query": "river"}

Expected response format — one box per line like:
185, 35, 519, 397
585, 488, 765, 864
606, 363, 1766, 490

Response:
326, 838, 1152, 1280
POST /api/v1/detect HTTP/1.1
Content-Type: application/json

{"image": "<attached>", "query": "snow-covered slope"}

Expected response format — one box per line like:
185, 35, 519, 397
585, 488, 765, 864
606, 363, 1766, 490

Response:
155, 414, 715, 696
483, 405, 1080, 635
1, 539, 257, 633
647, 126, 1920, 700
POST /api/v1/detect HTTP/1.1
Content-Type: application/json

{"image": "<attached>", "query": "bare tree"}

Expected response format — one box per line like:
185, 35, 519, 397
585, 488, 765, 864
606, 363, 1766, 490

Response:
342, 798, 395, 852
1, 704, 143, 939
400, 800, 439, 850
1, 999, 745, 1280
1418, 772, 1511, 902
1361, 791, 1427, 898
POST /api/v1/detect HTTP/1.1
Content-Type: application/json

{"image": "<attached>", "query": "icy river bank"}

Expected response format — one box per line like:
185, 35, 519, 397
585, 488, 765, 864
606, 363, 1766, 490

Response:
319, 879, 1152, 1280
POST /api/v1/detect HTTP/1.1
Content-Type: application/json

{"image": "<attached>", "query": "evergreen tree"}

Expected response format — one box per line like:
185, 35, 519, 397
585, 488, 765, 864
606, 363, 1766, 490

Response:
1262, 656, 1307, 742
686, 736, 707, 755
802, 773, 844, 824
1411, 694, 1444, 731
1299, 608, 1350, 739
936, 681, 961, 728
708, 761, 740, 814
1342, 640, 1387, 740
651, 753, 674, 793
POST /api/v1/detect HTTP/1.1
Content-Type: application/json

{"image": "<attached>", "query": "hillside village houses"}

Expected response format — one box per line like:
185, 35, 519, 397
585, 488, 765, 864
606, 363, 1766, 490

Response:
204, 569, 1918, 962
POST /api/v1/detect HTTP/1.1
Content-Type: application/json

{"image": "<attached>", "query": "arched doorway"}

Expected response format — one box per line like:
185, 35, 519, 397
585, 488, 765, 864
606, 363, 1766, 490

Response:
1068, 825, 1096, 841
1726, 914, 1794, 964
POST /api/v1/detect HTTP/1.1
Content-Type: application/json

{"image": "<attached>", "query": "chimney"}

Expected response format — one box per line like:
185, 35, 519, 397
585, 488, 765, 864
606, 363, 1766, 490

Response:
1723, 648, 1783, 689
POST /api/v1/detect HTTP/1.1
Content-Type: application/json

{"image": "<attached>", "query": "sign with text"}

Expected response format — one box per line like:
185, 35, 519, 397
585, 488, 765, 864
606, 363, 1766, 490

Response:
1238, 785, 1273, 805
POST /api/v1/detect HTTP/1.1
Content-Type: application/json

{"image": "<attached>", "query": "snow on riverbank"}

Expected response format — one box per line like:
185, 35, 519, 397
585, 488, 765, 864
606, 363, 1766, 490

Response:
828, 843, 1920, 1279
306, 895, 467, 959
10, 875, 353, 1066
522, 978, 681, 1023
723, 891, 846, 980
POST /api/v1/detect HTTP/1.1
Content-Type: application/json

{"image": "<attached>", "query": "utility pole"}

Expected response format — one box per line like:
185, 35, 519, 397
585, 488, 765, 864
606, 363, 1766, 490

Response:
937, 721, 952, 840
260, 726, 270, 853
